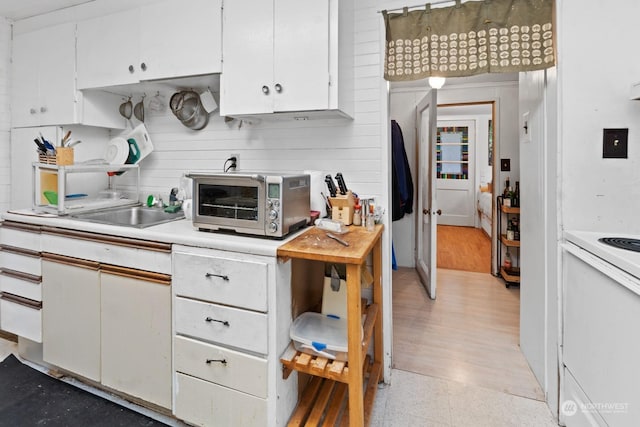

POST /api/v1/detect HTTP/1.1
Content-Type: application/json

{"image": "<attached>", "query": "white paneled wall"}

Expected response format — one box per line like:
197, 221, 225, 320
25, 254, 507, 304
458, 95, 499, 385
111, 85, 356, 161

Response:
0, 18, 10, 213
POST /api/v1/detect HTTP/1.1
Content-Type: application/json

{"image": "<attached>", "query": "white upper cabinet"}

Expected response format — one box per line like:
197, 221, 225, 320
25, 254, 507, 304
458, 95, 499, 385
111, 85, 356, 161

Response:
12, 22, 123, 129
77, 9, 140, 89
220, 0, 354, 118
12, 23, 77, 127
77, 0, 222, 90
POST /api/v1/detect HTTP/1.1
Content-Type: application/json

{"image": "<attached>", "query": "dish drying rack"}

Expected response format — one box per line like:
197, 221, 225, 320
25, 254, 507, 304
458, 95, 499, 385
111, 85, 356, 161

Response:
32, 162, 140, 215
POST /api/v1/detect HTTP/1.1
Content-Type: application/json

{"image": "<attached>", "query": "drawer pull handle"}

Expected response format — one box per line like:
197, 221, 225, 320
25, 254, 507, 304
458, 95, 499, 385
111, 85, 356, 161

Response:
205, 273, 229, 281
205, 317, 229, 327
205, 358, 227, 366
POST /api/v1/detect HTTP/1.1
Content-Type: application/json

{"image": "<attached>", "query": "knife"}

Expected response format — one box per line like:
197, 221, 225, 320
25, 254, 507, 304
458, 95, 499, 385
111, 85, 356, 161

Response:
61, 130, 72, 146
325, 174, 338, 197
327, 232, 349, 247
335, 172, 348, 195
33, 138, 47, 154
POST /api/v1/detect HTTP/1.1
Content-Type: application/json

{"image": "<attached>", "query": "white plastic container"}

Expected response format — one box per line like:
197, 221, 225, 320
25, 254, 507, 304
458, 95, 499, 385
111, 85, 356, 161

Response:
290, 312, 349, 361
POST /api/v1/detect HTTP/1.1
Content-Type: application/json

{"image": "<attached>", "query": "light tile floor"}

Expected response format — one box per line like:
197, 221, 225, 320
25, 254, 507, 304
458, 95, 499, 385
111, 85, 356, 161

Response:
0, 336, 556, 426
370, 369, 558, 427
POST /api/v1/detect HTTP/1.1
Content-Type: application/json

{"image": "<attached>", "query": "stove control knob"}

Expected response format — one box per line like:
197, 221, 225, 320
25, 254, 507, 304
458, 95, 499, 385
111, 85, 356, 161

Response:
269, 210, 278, 220
269, 222, 278, 233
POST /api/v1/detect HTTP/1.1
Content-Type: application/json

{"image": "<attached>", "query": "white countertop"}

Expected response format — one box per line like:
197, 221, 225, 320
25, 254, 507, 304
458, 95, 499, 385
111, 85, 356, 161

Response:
564, 230, 640, 280
2, 209, 302, 257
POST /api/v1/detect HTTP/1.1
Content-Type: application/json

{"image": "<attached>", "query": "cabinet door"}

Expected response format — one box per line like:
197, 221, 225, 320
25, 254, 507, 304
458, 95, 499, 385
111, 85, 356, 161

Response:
101, 270, 171, 409
36, 23, 78, 126
273, 0, 330, 112
140, 0, 222, 80
11, 30, 40, 127
12, 24, 76, 127
77, 9, 140, 89
42, 258, 101, 381
220, 0, 274, 115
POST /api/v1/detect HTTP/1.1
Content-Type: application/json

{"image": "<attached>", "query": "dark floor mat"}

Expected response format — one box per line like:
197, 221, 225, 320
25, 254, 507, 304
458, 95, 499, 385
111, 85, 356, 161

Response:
0, 354, 168, 427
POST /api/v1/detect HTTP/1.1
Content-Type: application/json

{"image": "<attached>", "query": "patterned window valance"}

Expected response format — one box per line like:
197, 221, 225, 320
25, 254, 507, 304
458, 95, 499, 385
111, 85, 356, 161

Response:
383, 0, 555, 81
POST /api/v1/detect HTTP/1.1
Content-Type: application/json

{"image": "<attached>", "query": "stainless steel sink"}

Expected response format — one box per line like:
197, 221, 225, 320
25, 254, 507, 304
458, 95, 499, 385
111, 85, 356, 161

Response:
71, 205, 185, 228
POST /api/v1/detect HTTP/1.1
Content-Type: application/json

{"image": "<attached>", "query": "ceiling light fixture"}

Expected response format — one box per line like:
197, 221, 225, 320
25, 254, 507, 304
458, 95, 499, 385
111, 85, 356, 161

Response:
428, 76, 446, 89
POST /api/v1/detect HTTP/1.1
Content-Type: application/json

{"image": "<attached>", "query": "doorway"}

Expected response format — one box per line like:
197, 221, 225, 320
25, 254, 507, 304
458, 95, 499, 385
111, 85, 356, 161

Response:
436, 103, 494, 274
389, 78, 540, 399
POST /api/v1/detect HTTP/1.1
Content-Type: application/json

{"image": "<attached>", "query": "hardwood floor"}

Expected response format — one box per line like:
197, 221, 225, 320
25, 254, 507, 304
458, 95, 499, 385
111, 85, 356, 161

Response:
437, 225, 491, 273
392, 267, 544, 401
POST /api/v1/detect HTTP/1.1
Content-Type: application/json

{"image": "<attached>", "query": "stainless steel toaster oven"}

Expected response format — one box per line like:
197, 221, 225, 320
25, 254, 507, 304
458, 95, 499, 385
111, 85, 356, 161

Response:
187, 172, 310, 238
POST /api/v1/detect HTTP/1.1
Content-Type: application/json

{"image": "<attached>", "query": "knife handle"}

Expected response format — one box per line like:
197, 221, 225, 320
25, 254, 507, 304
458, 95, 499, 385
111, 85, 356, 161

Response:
325, 175, 337, 197
335, 173, 348, 195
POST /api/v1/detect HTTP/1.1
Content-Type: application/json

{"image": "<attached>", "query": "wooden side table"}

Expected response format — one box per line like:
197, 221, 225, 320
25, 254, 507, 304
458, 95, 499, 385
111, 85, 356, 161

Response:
278, 224, 383, 426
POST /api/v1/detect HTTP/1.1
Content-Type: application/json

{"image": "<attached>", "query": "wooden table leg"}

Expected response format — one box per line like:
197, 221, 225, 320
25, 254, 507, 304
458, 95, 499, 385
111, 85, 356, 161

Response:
373, 237, 383, 367
346, 263, 364, 427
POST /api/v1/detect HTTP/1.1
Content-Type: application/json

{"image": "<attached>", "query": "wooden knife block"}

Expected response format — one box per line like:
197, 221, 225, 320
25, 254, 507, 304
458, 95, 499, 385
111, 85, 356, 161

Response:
329, 191, 355, 225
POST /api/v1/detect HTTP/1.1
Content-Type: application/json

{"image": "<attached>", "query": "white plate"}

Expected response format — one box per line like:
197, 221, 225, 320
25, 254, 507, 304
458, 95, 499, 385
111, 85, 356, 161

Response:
105, 137, 129, 165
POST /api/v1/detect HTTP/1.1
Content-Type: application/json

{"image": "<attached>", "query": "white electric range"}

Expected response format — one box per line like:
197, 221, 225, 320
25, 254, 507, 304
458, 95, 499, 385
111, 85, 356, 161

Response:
561, 230, 640, 426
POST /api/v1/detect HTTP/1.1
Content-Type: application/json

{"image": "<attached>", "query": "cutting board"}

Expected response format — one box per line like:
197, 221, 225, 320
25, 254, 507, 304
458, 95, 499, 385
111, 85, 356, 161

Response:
125, 124, 153, 163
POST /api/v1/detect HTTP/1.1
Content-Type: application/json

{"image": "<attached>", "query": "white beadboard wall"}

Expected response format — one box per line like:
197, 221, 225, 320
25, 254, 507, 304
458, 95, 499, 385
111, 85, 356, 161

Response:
0, 18, 10, 213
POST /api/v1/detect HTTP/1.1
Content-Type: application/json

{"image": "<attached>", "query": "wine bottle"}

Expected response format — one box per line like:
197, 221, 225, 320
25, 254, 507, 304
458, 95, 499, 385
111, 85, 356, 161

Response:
513, 181, 520, 207
503, 177, 511, 206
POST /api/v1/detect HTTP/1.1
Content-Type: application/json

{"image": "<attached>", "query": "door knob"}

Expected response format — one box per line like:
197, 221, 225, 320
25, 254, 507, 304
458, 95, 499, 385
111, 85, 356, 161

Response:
262, 85, 270, 94
423, 208, 429, 215
436, 209, 442, 215
274, 83, 282, 93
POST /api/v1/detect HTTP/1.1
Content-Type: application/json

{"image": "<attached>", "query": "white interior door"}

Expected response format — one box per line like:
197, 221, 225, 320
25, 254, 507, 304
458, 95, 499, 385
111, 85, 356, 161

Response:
436, 120, 476, 226
415, 89, 438, 299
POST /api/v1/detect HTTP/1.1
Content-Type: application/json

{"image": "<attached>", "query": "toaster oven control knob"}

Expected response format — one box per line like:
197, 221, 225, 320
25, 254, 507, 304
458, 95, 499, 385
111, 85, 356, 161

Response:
269, 209, 278, 220
267, 200, 273, 209
269, 222, 278, 233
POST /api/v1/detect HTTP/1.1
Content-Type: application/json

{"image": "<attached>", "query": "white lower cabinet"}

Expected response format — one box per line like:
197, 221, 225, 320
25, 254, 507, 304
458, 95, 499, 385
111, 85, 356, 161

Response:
175, 297, 268, 355
0, 297, 42, 342
0, 222, 42, 340
40, 229, 173, 408
42, 255, 101, 381
172, 244, 296, 427
101, 268, 172, 409
175, 373, 267, 426
174, 335, 267, 398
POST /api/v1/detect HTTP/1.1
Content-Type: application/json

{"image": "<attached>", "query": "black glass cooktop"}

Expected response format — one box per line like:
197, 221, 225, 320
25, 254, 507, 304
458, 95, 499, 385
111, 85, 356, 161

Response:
598, 237, 640, 252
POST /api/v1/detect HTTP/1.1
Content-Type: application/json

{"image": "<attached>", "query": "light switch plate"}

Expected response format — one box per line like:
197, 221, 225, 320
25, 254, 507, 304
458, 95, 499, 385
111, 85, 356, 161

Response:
603, 128, 628, 158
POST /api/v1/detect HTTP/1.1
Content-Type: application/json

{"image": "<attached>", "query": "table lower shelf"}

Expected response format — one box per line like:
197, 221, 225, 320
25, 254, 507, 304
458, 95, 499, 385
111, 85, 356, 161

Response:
281, 303, 381, 426
287, 357, 382, 427
281, 303, 378, 384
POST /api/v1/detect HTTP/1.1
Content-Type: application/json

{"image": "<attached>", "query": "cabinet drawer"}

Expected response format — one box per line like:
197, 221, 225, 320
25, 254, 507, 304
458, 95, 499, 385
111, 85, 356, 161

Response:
0, 225, 40, 252
174, 372, 267, 427
173, 251, 267, 312
175, 297, 267, 354
42, 230, 171, 274
0, 296, 42, 342
0, 270, 41, 301
174, 335, 267, 398
0, 248, 41, 276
